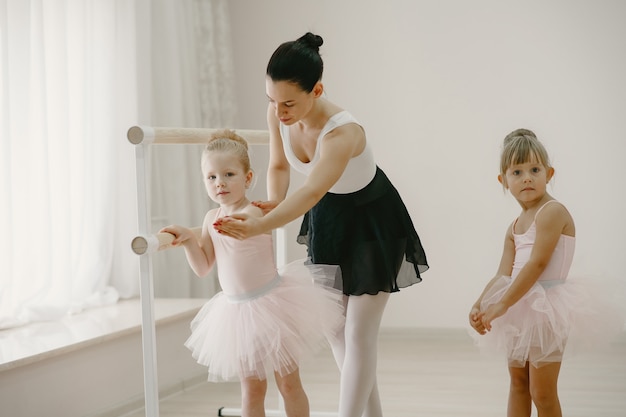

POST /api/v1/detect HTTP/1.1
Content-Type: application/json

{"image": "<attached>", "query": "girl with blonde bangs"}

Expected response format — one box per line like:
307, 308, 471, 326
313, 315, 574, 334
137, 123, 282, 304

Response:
469, 128, 621, 417
161, 130, 345, 417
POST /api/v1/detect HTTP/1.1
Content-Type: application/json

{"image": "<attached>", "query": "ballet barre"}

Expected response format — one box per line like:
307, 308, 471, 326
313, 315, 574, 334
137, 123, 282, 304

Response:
127, 125, 269, 145
128, 126, 337, 417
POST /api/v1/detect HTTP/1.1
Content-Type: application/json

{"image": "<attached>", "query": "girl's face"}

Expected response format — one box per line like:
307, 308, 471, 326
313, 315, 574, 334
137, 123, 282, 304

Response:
202, 151, 252, 208
265, 78, 321, 125
500, 157, 554, 205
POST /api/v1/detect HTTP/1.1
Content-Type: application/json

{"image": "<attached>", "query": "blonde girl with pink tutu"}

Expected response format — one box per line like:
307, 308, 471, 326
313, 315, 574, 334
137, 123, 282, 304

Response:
469, 128, 621, 417
161, 130, 344, 417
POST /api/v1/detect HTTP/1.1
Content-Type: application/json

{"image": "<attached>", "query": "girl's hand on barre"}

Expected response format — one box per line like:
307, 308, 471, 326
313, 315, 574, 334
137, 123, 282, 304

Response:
213, 213, 262, 240
251, 200, 279, 215
159, 225, 196, 246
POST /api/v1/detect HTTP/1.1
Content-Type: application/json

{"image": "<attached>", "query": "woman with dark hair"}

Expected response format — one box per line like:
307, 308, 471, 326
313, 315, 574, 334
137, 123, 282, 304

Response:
215, 32, 429, 417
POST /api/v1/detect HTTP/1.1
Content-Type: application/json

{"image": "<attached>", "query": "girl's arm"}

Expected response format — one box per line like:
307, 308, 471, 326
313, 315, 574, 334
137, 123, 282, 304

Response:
480, 203, 570, 330
215, 121, 363, 239
160, 210, 217, 277
469, 226, 515, 334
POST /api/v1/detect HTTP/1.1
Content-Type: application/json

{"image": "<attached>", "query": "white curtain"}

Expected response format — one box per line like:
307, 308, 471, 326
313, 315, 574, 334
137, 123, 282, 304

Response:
0, 0, 140, 328
0, 0, 237, 329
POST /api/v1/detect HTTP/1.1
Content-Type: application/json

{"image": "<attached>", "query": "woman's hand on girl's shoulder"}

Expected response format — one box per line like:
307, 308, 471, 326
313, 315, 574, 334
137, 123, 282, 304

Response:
243, 203, 264, 218
212, 213, 259, 239
212, 204, 264, 239
252, 200, 279, 215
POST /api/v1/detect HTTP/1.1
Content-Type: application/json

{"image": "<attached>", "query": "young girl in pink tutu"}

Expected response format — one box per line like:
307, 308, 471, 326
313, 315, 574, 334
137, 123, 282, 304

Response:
161, 129, 344, 417
469, 128, 622, 417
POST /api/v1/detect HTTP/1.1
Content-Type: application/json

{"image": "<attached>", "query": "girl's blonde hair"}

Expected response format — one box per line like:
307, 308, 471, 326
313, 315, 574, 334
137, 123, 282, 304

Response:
202, 129, 251, 173
500, 128, 551, 187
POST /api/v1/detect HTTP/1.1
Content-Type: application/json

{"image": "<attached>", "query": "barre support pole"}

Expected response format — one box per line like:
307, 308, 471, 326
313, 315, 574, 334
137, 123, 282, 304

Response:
134, 142, 160, 417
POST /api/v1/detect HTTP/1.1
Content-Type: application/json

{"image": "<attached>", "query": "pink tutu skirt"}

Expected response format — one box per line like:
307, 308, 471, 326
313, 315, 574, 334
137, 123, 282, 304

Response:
472, 276, 623, 368
185, 260, 345, 382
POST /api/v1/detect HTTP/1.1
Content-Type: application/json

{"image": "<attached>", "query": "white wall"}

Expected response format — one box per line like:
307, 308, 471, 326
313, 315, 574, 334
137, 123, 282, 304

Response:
227, 1, 626, 328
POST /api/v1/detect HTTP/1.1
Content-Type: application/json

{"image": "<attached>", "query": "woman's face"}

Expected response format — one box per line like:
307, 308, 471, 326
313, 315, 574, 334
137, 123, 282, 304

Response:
265, 78, 316, 125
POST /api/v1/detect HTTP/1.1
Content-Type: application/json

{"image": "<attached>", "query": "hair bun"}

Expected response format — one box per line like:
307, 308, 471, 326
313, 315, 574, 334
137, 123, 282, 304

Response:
296, 32, 324, 52
208, 129, 248, 150
504, 128, 537, 144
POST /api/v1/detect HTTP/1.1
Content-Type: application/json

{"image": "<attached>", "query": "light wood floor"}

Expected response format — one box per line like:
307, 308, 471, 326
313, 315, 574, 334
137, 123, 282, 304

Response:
123, 328, 626, 417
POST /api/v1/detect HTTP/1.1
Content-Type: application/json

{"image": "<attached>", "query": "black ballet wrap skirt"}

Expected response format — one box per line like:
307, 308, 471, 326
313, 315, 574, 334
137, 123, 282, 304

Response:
297, 166, 429, 295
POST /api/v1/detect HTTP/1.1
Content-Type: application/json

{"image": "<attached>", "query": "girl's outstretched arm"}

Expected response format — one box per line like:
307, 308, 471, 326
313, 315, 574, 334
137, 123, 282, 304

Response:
160, 210, 217, 277
480, 203, 571, 330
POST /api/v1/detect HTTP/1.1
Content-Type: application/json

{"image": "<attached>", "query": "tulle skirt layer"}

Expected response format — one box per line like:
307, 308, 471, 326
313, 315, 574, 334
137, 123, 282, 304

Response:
472, 276, 623, 368
185, 260, 345, 382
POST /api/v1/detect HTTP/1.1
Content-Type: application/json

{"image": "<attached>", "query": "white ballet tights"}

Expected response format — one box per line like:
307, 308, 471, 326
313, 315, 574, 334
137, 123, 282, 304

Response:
330, 292, 390, 417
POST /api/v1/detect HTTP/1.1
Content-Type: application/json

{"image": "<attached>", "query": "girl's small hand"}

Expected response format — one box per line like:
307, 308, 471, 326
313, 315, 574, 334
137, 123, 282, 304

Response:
469, 306, 487, 335
159, 225, 194, 246
251, 200, 279, 215
213, 213, 262, 240
479, 302, 508, 332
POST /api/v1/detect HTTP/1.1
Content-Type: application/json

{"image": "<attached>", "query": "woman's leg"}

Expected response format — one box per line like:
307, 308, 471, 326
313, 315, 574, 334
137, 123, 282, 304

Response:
240, 377, 268, 417
331, 292, 389, 417
274, 368, 310, 417
329, 296, 348, 369
507, 363, 532, 417
365, 382, 383, 417
529, 362, 562, 417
